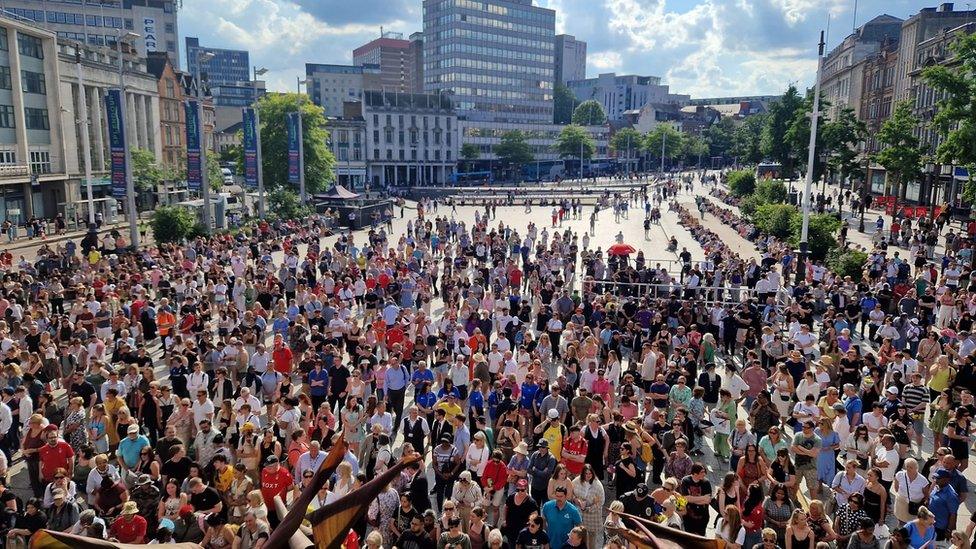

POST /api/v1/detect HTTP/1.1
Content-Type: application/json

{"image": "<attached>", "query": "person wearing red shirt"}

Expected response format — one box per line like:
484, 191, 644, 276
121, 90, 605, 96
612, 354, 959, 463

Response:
110, 501, 148, 543
561, 425, 588, 477
481, 450, 509, 524
38, 427, 74, 483
260, 456, 293, 523
272, 340, 294, 375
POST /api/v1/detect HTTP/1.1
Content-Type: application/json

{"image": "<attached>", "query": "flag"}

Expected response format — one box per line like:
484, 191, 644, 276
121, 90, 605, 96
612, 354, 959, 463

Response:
265, 437, 349, 549
611, 511, 726, 549
30, 530, 200, 549
308, 453, 422, 549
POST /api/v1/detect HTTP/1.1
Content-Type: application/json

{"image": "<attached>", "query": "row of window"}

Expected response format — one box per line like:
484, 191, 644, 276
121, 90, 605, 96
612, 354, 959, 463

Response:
462, 126, 609, 140
372, 148, 452, 162
19, 34, 44, 59
371, 114, 453, 131
435, 42, 553, 64
430, 28, 554, 51
450, 86, 548, 101
427, 57, 553, 77
0, 148, 51, 174
454, 100, 552, 117
374, 129, 450, 147
0, 106, 50, 130
430, 13, 554, 36
430, 71, 545, 89
431, 0, 555, 25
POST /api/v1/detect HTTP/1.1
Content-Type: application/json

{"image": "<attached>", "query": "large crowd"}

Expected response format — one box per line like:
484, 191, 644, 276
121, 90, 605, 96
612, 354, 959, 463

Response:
0, 173, 968, 549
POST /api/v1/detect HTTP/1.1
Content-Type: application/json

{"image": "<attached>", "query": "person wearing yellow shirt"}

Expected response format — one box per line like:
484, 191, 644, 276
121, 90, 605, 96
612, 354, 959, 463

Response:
211, 455, 235, 494
435, 393, 462, 419
534, 409, 567, 461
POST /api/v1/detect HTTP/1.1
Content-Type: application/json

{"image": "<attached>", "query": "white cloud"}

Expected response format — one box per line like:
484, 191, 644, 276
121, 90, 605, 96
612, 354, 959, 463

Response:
590, 50, 623, 70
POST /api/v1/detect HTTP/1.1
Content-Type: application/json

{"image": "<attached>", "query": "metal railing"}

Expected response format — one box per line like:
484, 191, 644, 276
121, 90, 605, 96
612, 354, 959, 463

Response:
585, 279, 794, 310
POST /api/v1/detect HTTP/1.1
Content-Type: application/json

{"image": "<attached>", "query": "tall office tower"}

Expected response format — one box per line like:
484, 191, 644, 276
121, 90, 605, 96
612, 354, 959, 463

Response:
554, 34, 586, 85
354, 31, 422, 93
423, 0, 555, 124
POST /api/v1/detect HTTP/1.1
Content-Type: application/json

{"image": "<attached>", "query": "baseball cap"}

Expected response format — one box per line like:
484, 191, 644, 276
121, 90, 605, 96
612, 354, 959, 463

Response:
636, 483, 649, 496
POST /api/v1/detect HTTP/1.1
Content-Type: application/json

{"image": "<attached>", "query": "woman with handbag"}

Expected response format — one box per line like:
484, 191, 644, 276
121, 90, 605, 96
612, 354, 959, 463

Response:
892, 459, 931, 524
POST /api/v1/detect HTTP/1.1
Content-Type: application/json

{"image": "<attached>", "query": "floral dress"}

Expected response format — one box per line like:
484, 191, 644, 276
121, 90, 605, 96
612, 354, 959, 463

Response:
63, 409, 88, 449
89, 416, 108, 453
342, 406, 365, 444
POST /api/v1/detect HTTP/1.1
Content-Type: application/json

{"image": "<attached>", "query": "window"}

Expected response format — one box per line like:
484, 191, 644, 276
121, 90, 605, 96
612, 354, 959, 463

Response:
0, 67, 9, 90
165, 79, 175, 98
17, 34, 44, 59
384, 129, 393, 144
24, 108, 49, 130
125, 18, 133, 30
0, 150, 15, 164
21, 71, 45, 95
0, 29, 7, 51
167, 41, 176, 52
29, 150, 51, 174
373, 149, 379, 160
165, 23, 175, 34
0, 105, 13, 128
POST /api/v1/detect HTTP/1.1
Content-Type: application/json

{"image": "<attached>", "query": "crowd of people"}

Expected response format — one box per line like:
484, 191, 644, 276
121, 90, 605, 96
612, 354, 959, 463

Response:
0, 172, 967, 549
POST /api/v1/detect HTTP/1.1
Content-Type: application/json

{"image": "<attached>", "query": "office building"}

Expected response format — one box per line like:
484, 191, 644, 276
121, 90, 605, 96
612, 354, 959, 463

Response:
185, 37, 261, 133
353, 31, 422, 93
363, 90, 457, 186
460, 120, 608, 163
567, 73, 689, 122
894, 3, 976, 104
59, 38, 161, 219
423, 0, 556, 124
327, 102, 368, 190
306, 63, 382, 117
859, 41, 898, 157
554, 34, 586, 85
820, 14, 902, 122
0, 0, 179, 63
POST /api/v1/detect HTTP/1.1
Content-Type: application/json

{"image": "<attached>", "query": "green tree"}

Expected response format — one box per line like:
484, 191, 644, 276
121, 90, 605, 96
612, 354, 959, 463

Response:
873, 101, 922, 197
151, 206, 196, 243
554, 84, 579, 125
755, 179, 789, 204
554, 125, 595, 160
821, 107, 867, 189
572, 100, 608, 126
219, 143, 242, 166
726, 170, 757, 197
268, 187, 312, 221
241, 93, 335, 194
643, 125, 684, 168
732, 114, 766, 165
683, 135, 710, 166
494, 130, 534, 181
922, 32, 976, 202
610, 127, 642, 170
826, 248, 868, 281
752, 203, 796, 239
761, 86, 803, 177
206, 150, 223, 192
785, 89, 832, 182
705, 117, 736, 160
460, 143, 481, 172
790, 213, 840, 261
130, 148, 164, 192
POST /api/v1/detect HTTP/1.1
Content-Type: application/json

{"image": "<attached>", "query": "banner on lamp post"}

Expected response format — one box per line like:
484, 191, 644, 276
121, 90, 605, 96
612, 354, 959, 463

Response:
242, 107, 258, 190
104, 89, 128, 201
185, 99, 202, 192
286, 112, 300, 184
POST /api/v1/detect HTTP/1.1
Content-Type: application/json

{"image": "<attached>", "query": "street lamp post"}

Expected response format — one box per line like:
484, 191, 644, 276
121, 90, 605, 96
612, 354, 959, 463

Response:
74, 47, 95, 226
253, 66, 268, 218
796, 30, 826, 286
194, 51, 216, 232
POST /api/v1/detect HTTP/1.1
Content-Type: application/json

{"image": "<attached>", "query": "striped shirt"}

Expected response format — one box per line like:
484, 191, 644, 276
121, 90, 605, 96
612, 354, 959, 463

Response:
902, 383, 929, 415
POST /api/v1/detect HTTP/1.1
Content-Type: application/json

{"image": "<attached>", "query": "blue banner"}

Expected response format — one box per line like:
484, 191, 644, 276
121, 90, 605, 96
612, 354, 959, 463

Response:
185, 99, 202, 192
242, 107, 258, 190
287, 112, 300, 184
104, 89, 127, 200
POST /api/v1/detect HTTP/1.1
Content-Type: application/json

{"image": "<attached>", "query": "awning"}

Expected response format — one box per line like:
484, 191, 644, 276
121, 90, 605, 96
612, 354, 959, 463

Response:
316, 185, 361, 200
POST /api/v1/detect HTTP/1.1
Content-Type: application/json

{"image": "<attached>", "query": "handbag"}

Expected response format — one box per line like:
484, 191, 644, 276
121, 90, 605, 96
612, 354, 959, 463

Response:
908, 500, 922, 515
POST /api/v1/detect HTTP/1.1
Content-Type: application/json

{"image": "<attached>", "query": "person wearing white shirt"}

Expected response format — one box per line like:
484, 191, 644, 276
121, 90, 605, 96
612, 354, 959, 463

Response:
487, 349, 504, 376
830, 460, 866, 507
249, 347, 270, 374
186, 364, 209, 397
726, 370, 750, 401
191, 394, 215, 427
366, 401, 394, 435
233, 389, 262, 414
294, 441, 327, 482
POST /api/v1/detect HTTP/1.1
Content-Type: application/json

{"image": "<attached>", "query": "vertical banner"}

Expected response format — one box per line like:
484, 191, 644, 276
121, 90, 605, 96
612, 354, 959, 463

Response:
286, 112, 300, 184
242, 107, 258, 189
104, 89, 128, 200
185, 99, 202, 192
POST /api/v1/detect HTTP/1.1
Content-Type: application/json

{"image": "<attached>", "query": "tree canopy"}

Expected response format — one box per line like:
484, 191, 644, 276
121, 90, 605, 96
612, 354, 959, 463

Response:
761, 85, 803, 176
554, 125, 595, 159
494, 130, 534, 167
873, 101, 922, 197
572, 100, 608, 126
554, 84, 579, 125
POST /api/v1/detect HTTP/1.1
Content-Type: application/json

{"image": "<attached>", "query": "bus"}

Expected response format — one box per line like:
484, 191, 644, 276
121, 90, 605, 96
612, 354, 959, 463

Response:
450, 171, 494, 185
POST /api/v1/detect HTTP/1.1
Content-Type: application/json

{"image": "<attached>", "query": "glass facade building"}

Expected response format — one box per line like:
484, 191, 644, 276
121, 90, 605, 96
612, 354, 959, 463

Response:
423, 0, 555, 124
185, 37, 253, 107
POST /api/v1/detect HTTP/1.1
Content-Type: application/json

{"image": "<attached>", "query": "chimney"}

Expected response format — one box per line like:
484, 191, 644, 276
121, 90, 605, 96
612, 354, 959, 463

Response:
938, 3, 954, 12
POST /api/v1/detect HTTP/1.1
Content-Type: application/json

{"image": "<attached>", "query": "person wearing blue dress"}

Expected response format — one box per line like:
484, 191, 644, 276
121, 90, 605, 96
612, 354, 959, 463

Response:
816, 420, 841, 485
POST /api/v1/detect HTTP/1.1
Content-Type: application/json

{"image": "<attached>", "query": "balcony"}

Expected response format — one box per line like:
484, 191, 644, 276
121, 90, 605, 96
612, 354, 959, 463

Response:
0, 164, 30, 179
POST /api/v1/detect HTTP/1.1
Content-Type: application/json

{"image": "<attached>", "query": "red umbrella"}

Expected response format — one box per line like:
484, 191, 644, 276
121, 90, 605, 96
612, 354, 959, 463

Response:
608, 243, 637, 256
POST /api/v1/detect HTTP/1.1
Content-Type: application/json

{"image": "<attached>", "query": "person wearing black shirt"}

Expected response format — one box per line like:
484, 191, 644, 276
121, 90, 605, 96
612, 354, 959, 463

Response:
614, 442, 640, 496
327, 362, 351, 412
161, 445, 194, 488
188, 478, 223, 518
505, 489, 540, 548
397, 514, 435, 549
69, 371, 97, 407
619, 484, 656, 528
679, 463, 713, 536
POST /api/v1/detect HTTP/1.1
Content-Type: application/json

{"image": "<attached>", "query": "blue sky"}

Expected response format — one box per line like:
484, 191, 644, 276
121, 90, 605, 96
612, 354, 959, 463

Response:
180, 0, 935, 99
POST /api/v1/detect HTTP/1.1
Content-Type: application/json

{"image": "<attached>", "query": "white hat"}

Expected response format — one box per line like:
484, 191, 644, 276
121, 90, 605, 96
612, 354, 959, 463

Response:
886, 386, 899, 395
547, 409, 560, 420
